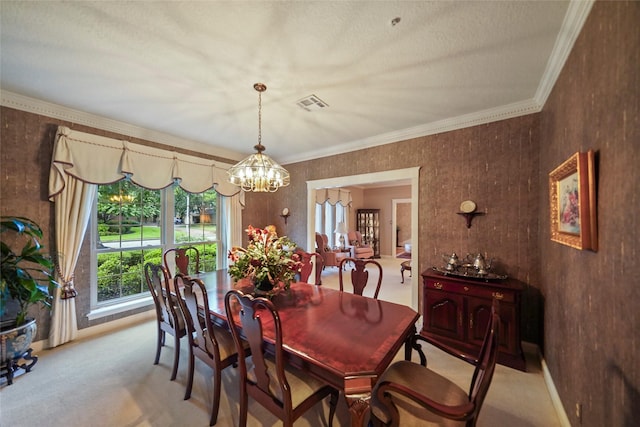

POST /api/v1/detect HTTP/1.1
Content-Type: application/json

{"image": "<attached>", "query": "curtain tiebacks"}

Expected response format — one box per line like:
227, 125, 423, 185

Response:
61, 284, 78, 299
57, 266, 78, 299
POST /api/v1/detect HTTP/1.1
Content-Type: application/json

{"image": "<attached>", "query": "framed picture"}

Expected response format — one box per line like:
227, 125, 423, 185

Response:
549, 150, 597, 251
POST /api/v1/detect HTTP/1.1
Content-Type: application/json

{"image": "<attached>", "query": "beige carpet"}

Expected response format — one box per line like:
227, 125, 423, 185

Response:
1, 256, 561, 426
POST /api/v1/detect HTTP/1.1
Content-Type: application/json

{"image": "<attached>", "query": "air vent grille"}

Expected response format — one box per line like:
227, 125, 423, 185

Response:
296, 95, 329, 111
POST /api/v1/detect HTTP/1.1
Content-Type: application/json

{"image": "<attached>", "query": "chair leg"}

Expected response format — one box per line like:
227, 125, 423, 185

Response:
170, 333, 180, 381
154, 327, 163, 365
238, 382, 248, 427
328, 391, 338, 427
209, 370, 221, 426
184, 349, 195, 400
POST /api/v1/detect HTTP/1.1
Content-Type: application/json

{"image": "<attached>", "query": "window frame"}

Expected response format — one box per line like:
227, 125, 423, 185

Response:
88, 184, 222, 320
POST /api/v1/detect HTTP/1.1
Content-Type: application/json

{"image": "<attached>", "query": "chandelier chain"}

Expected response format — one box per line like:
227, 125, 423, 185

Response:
227, 82, 290, 192
257, 90, 262, 148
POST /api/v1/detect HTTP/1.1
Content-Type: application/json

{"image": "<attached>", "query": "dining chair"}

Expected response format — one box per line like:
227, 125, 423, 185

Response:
163, 246, 201, 277
224, 290, 339, 427
338, 257, 383, 299
369, 305, 501, 427
296, 249, 324, 285
143, 262, 186, 381
173, 273, 240, 426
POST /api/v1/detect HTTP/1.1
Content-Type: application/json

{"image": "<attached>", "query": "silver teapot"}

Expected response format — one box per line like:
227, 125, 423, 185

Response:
442, 253, 460, 271
466, 253, 493, 275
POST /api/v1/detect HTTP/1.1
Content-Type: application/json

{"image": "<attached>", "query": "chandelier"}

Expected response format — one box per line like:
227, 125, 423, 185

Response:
227, 83, 290, 192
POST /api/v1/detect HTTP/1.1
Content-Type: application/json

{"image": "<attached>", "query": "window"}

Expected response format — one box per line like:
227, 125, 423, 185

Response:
172, 187, 218, 272
315, 202, 347, 248
93, 182, 220, 310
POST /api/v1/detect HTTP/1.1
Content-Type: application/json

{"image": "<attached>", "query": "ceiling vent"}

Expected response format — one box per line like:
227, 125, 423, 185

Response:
296, 95, 329, 112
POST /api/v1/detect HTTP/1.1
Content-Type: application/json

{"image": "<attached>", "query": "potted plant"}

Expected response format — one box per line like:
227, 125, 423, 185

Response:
1, 216, 57, 382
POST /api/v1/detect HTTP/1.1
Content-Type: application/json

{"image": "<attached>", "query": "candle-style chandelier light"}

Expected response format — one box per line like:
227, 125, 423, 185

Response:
227, 83, 290, 192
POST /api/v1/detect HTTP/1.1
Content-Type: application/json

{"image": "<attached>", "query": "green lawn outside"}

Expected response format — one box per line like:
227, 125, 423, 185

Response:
100, 225, 217, 242
100, 226, 161, 242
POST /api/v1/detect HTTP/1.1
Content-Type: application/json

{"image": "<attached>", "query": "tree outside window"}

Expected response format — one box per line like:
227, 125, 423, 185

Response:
94, 182, 219, 305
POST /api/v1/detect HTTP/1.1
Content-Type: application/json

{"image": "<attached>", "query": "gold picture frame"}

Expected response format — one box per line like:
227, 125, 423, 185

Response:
549, 150, 597, 251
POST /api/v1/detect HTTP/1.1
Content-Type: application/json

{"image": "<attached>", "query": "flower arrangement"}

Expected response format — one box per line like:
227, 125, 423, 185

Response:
228, 225, 302, 294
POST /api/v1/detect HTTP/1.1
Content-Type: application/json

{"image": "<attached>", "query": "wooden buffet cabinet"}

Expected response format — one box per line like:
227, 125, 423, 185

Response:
421, 269, 526, 371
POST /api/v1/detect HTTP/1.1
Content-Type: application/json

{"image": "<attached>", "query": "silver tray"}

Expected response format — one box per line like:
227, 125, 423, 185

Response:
431, 266, 507, 281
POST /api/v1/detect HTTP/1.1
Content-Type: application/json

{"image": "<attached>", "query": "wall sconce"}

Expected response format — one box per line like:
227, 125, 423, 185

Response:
280, 207, 290, 224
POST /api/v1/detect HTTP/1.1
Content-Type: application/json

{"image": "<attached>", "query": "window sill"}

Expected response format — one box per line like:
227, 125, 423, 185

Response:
87, 296, 153, 321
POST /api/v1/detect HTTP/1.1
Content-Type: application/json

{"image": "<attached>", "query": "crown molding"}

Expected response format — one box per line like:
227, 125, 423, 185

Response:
0, 90, 243, 162
2, 1, 592, 167
282, 0, 596, 165
534, 0, 595, 106
280, 98, 541, 164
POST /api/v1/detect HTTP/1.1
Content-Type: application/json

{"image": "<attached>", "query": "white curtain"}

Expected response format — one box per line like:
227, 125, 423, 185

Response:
219, 193, 243, 269
48, 126, 242, 347
48, 173, 96, 347
49, 127, 240, 196
314, 188, 350, 246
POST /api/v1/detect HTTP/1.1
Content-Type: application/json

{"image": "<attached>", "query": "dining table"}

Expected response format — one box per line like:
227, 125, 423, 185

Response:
194, 269, 420, 427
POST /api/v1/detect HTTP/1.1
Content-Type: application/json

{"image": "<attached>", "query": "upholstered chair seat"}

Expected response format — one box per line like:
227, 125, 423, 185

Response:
347, 231, 374, 259
371, 360, 469, 426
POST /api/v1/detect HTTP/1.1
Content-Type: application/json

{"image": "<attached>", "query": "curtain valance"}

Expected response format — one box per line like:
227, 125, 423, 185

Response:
48, 126, 242, 199
315, 188, 352, 206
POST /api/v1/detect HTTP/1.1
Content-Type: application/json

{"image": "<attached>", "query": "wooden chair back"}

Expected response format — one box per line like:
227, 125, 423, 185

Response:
467, 305, 501, 418
296, 249, 324, 285
163, 246, 201, 276
338, 257, 383, 299
174, 273, 239, 426
143, 262, 185, 380
371, 305, 500, 427
224, 290, 338, 426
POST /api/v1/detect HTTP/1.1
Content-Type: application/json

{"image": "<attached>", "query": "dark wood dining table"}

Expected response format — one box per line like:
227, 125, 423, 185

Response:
195, 269, 419, 427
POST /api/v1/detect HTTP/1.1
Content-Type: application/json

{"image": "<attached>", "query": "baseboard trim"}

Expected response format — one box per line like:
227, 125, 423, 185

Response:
31, 310, 155, 353
525, 342, 571, 427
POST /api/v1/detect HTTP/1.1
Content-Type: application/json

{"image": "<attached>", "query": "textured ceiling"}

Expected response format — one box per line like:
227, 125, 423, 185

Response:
1, 1, 578, 164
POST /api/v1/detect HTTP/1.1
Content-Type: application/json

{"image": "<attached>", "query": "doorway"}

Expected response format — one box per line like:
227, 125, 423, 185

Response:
306, 167, 420, 312
392, 198, 412, 256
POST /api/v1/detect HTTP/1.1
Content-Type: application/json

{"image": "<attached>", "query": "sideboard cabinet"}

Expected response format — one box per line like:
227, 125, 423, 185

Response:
421, 270, 526, 371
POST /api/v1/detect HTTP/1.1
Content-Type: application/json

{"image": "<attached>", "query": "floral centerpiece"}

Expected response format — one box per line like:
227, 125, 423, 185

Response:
228, 225, 302, 295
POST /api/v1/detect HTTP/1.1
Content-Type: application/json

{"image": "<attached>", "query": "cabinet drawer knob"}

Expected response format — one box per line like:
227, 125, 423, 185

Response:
464, 286, 469, 291
492, 292, 504, 300
433, 282, 443, 289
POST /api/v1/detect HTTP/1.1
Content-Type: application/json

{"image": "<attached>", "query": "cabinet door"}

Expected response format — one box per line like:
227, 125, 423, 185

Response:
424, 290, 465, 341
467, 296, 518, 354
467, 297, 493, 346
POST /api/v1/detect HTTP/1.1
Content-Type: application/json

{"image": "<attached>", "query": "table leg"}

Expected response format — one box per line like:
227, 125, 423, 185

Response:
344, 393, 371, 427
